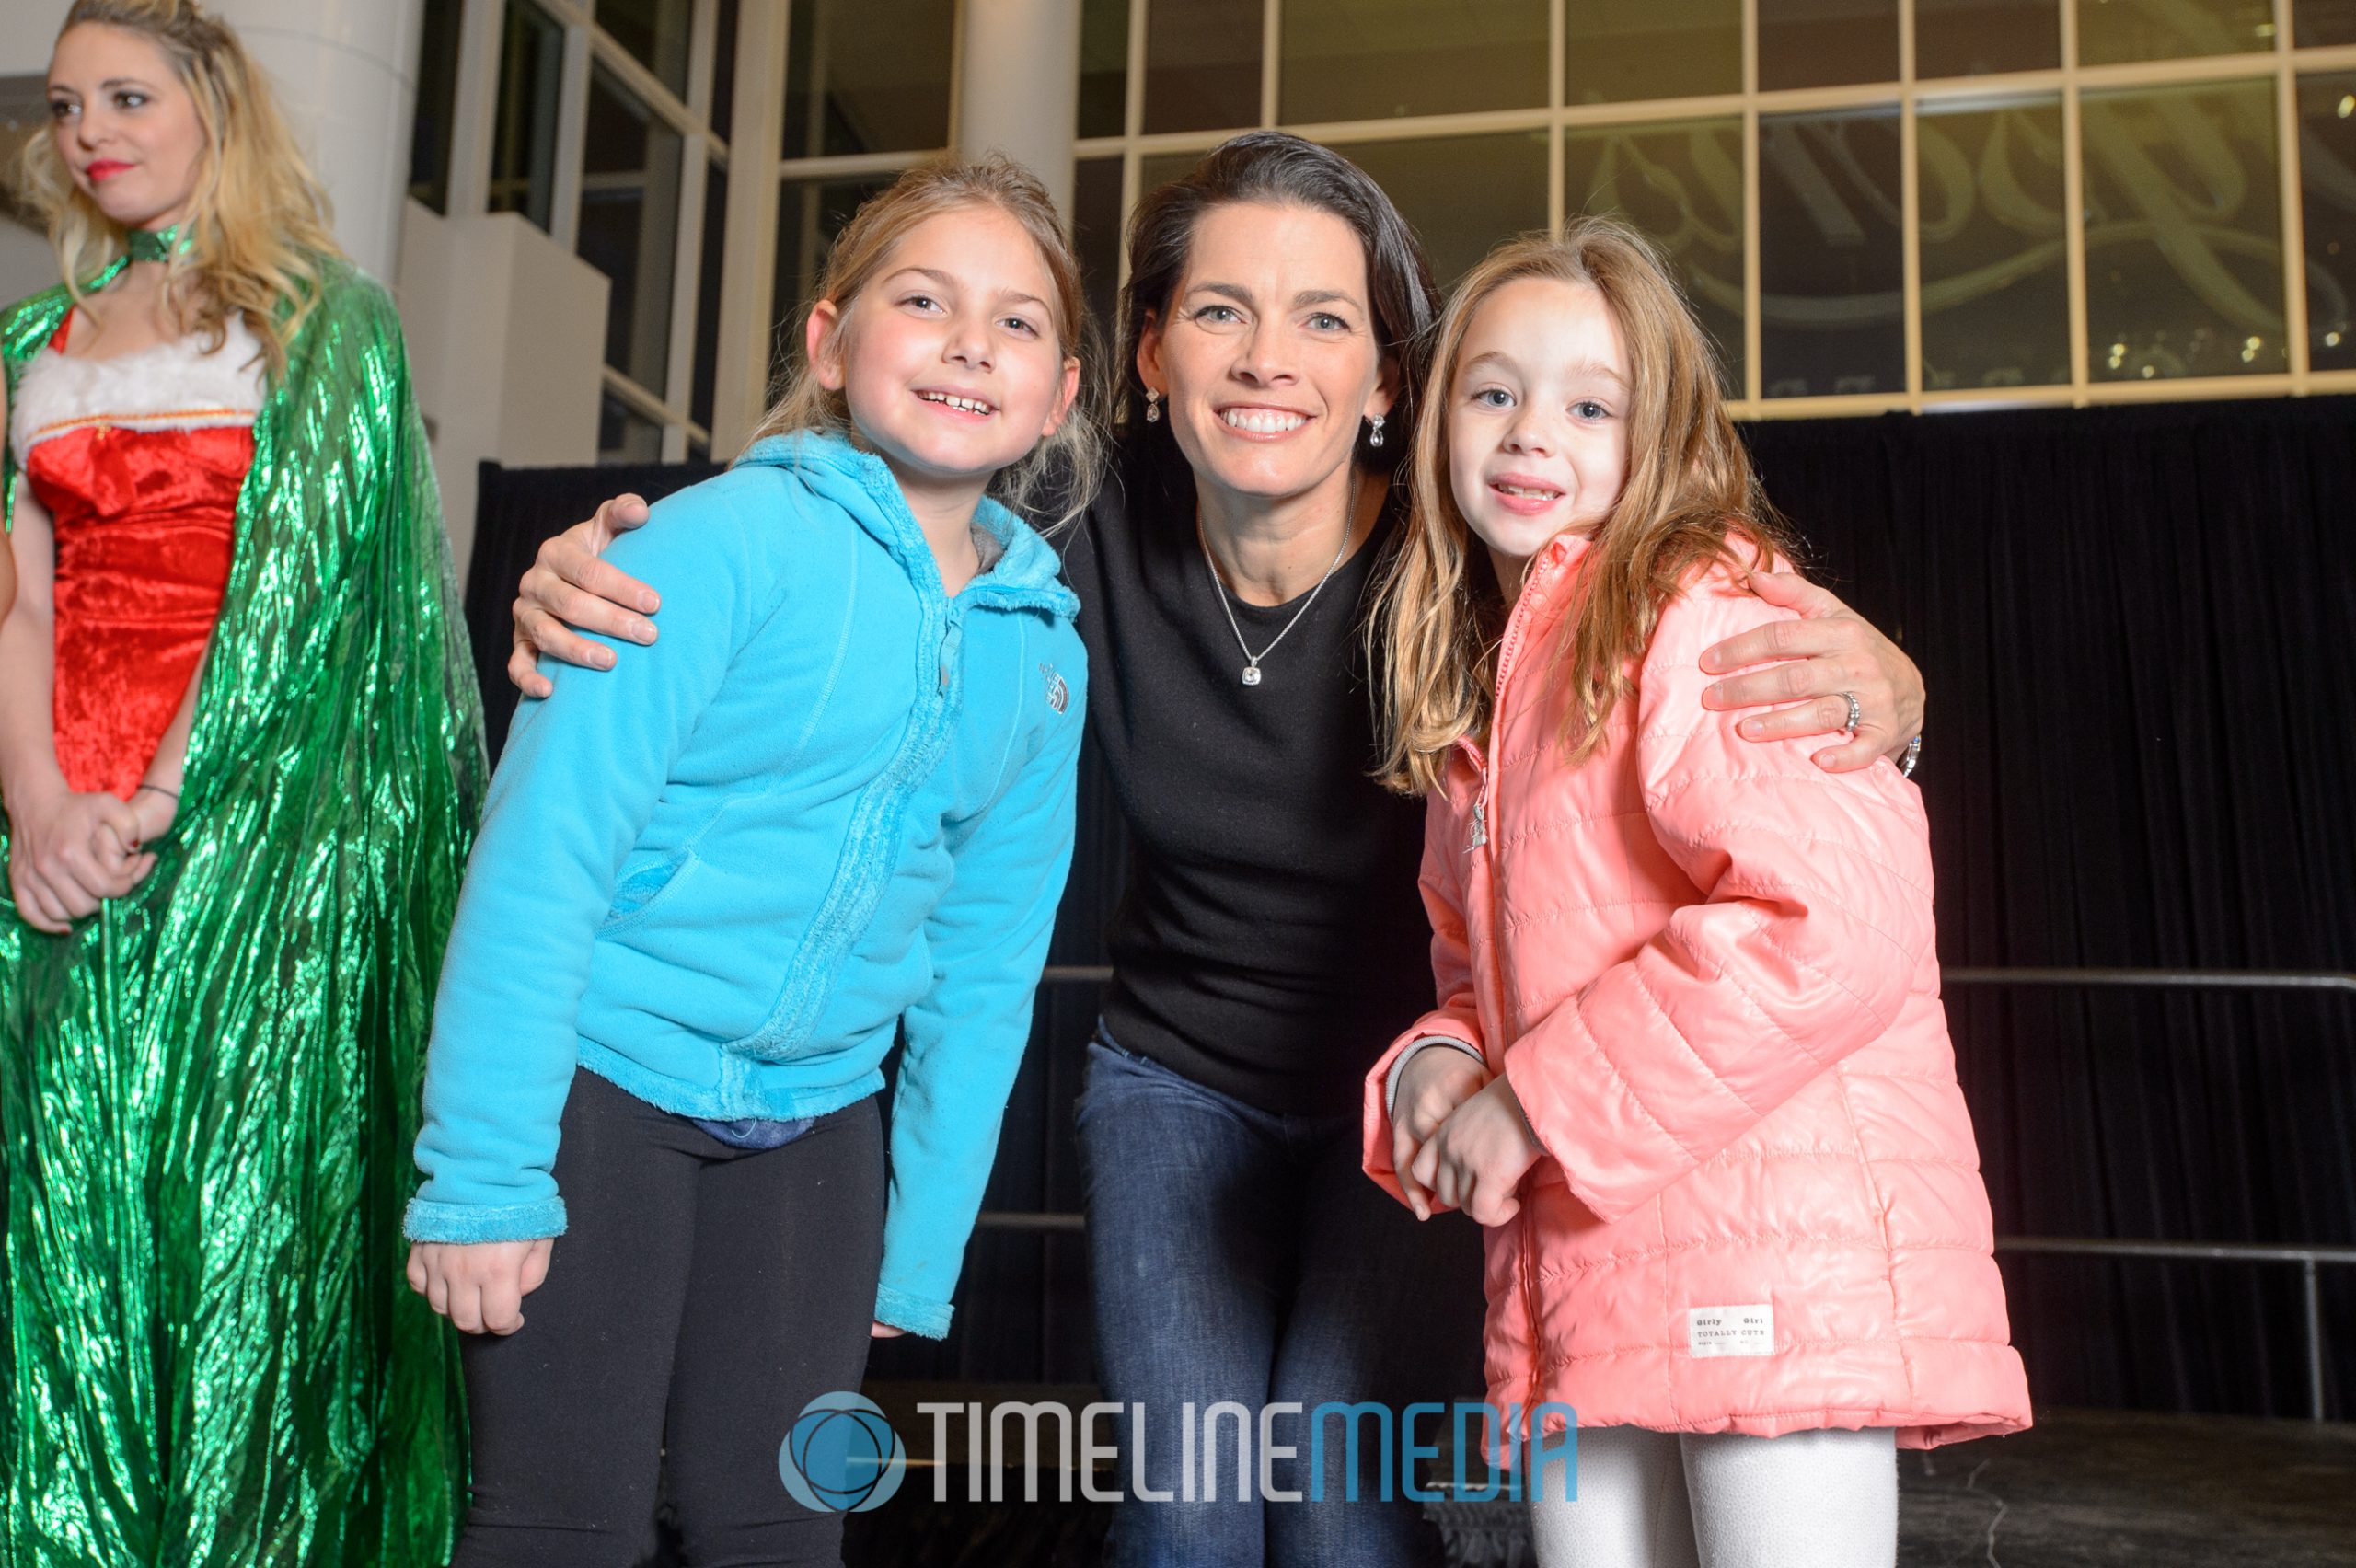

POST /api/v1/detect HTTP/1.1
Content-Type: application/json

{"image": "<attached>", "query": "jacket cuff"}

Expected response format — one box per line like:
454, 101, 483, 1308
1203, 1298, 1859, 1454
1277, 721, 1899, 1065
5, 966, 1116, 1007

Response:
874, 1283, 953, 1340
403, 1195, 569, 1244
1384, 1036, 1492, 1119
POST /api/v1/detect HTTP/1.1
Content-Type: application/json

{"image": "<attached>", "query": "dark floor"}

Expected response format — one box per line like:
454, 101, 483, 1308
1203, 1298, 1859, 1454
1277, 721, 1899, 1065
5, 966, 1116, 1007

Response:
827, 1399, 2356, 1567
1888, 1408, 2356, 1568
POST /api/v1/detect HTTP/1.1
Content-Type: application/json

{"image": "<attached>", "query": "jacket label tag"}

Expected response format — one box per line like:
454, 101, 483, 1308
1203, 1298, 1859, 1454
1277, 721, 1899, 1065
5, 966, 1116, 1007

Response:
1686, 1303, 1774, 1358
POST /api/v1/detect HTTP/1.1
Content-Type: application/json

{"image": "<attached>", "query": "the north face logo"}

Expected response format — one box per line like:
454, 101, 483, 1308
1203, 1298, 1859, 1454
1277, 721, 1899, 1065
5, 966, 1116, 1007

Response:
1041, 663, 1069, 714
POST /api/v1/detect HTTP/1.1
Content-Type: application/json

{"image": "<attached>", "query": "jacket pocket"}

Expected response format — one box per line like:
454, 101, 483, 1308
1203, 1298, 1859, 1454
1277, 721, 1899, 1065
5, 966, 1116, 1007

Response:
599, 851, 704, 935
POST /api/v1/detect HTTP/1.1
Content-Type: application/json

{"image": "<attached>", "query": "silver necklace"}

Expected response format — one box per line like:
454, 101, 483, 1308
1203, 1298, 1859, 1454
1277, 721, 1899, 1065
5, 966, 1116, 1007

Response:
1198, 478, 1357, 687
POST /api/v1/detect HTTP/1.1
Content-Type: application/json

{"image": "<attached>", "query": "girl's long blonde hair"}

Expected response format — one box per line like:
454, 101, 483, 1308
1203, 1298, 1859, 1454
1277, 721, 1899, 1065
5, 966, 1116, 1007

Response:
749, 156, 1104, 530
16, 0, 341, 378
1373, 219, 1795, 796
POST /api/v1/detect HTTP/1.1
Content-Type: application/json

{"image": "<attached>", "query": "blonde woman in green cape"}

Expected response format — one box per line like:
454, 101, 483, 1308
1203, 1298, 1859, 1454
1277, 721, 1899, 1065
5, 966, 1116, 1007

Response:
0, 3, 483, 1562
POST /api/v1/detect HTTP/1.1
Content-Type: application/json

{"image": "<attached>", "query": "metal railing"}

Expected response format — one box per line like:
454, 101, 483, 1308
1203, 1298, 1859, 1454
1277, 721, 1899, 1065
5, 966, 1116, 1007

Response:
978, 965, 2354, 1422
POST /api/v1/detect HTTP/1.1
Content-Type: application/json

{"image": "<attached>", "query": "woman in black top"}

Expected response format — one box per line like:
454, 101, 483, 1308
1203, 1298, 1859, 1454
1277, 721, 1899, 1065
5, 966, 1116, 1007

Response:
506, 136, 1925, 1566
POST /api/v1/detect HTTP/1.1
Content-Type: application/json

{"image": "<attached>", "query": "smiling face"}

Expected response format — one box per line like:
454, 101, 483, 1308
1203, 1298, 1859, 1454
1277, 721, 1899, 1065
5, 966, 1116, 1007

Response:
810, 202, 1080, 514
1445, 276, 1632, 586
1137, 201, 1393, 513
47, 23, 207, 235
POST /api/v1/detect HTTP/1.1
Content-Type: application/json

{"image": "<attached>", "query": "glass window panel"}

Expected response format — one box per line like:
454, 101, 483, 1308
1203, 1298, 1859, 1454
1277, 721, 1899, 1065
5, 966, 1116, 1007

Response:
2297, 0, 2356, 47
1759, 107, 1906, 398
1565, 0, 1741, 106
2295, 74, 2356, 370
1916, 0, 2061, 76
1759, 0, 1900, 92
1080, 0, 1130, 140
1281, 0, 1547, 124
596, 0, 694, 97
408, 0, 463, 213
773, 176, 901, 384
599, 392, 667, 462
2082, 80, 2283, 380
712, 0, 739, 142
1565, 119, 1748, 395
1073, 157, 1126, 342
580, 68, 685, 392
1334, 133, 1548, 289
1145, 0, 1262, 134
488, 0, 564, 231
2076, 0, 2271, 65
691, 161, 727, 436
1918, 98, 2071, 390
783, 0, 954, 159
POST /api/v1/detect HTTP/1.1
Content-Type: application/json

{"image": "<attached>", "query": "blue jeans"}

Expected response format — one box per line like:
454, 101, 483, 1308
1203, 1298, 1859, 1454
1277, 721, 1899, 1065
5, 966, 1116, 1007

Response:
1076, 1032, 1486, 1568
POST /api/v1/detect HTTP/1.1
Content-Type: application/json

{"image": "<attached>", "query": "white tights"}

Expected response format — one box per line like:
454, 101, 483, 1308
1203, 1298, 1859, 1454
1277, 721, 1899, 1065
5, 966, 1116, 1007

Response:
1527, 1425, 1898, 1568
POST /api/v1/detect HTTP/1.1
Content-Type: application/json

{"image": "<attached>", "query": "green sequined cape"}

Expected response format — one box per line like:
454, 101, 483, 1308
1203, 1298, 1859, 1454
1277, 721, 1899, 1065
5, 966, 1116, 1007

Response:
0, 259, 484, 1566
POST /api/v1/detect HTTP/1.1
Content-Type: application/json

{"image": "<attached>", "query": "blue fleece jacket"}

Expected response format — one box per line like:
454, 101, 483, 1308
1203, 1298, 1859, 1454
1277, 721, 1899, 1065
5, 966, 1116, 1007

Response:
405, 432, 1086, 1339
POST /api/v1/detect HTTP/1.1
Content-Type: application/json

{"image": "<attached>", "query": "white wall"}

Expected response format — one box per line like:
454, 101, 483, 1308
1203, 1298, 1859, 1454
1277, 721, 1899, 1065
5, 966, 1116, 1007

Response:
396, 199, 609, 583
210, 0, 425, 283
4, 6, 64, 77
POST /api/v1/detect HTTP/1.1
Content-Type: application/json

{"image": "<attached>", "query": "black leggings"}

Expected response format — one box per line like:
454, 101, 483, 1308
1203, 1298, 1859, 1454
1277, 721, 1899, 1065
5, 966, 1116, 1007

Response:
452, 1069, 886, 1568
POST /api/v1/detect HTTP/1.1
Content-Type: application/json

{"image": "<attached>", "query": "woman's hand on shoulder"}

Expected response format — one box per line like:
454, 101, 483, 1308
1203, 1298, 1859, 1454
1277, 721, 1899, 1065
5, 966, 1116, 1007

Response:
507, 494, 662, 698
5, 779, 151, 932
1390, 1046, 1490, 1221
405, 1237, 555, 1334
1698, 570, 1926, 773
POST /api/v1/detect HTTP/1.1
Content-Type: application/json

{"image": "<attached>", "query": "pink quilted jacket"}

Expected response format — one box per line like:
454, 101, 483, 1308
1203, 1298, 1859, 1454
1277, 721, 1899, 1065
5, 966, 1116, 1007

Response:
1362, 532, 2030, 1450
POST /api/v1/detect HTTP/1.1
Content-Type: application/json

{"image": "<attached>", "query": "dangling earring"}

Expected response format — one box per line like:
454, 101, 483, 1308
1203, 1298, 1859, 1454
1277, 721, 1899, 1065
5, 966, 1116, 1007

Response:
1368, 413, 1385, 448
1144, 389, 1161, 424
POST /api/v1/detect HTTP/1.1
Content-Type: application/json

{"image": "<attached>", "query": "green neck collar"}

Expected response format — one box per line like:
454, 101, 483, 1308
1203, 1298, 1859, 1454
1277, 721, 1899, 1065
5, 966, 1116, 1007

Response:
126, 224, 183, 264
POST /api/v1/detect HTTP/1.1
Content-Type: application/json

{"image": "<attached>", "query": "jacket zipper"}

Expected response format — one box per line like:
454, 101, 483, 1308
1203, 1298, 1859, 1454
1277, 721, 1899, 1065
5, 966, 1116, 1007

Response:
1478, 547, 1576, 1458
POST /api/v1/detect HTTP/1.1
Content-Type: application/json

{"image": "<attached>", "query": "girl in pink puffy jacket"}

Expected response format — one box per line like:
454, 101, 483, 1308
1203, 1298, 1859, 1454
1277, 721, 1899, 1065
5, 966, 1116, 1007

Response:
1361, 221, 2032, 1567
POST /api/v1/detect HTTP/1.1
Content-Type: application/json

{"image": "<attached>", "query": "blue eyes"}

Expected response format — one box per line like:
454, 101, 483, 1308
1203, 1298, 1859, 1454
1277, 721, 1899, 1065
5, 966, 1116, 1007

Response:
1468, 388, 1616, 420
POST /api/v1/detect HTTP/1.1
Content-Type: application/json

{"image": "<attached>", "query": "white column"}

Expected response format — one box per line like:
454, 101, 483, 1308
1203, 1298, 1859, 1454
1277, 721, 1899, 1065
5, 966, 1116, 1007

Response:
211, 0, 426, 282
953, 0, 1083, 216
710, 0, 788, 455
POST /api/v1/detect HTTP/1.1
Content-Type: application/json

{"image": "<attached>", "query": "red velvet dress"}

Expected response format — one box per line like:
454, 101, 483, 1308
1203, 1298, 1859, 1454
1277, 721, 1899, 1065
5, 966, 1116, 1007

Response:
8, 313, 260, 799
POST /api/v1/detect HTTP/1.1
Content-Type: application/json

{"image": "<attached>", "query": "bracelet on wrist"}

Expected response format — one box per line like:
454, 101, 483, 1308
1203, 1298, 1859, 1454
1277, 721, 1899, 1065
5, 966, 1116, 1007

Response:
136, 783, 180, 801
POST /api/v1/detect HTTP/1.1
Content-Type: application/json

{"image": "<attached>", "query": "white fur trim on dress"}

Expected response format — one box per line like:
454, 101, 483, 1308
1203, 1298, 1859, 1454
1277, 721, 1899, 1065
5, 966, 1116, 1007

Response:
10, 316, 265, 465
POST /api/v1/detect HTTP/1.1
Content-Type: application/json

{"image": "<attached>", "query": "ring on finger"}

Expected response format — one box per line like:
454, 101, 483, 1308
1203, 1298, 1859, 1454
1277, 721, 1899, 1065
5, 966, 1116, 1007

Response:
1840, 690, 1863, 731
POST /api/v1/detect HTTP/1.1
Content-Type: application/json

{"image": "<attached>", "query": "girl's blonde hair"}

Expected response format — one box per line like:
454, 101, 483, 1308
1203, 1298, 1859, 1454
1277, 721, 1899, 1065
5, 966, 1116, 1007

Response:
17, 0, 342, 379
749, 156, 1104, 530
1373, 219, 1795, 796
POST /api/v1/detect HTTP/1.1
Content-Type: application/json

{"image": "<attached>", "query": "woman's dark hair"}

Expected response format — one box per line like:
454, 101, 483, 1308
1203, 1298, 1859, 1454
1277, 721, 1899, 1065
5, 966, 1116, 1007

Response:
1117, 132, 1439, 482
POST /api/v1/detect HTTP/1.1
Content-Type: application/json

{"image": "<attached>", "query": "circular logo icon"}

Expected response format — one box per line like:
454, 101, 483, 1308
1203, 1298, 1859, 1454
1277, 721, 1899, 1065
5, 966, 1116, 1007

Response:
779, 1391, 906, 1513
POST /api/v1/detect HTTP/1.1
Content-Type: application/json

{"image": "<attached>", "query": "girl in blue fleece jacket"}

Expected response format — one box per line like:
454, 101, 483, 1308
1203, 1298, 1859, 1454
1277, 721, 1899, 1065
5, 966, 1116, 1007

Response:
403, 159, 1099, 1564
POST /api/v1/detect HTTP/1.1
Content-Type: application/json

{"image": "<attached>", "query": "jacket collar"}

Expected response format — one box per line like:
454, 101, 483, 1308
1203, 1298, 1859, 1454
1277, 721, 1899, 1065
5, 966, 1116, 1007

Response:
737, 429, 1080, 621
1490, 526, 1600, 696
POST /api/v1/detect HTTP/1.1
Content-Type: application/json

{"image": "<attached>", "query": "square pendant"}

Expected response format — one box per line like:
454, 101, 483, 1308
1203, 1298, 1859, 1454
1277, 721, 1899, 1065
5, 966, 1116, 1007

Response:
1241, 665, 1263, 686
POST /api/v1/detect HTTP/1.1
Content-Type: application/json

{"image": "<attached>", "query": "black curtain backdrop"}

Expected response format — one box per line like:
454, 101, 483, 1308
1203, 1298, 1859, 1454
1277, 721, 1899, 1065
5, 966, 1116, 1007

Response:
466, 398, 2356, 1420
